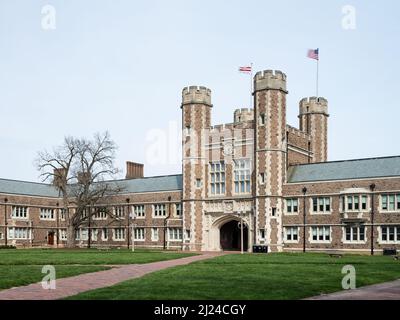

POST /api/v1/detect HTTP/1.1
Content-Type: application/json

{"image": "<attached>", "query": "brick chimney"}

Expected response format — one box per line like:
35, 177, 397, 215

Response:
53, 168, 67, 187
126, 161, 144, 179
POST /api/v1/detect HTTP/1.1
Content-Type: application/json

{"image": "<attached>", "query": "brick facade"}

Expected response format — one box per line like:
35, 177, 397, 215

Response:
1, 69, 399, 254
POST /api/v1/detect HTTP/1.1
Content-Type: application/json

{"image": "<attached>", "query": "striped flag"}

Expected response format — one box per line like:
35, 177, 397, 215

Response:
239, 66, 252, 74
307, 48, 319, 60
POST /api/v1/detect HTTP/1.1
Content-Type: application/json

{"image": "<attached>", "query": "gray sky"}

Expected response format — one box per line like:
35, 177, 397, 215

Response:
0, 0, 399, 182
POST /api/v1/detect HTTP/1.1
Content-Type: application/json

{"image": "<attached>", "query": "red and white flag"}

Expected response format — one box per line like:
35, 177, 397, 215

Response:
239, 66, 252, 74
307, 48, 319, 60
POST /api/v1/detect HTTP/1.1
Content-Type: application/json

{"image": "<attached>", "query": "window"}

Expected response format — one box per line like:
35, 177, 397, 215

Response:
285, 227, 299, 242
134, 205, 145, 218
312, 197, 331, 213
259, 229, 266, 241
0, 231, 3, 240
91, 229, 98, 241
8, 227, 30, 240
259, 173, 266, 184
286, 199, 299, 214
134, 228, 145, 241
344, 226, 366, 242
60, 230, 67, 241
40, 208, 55, 220
168, 228, 183, 241
271, 208, 277, 217
75, 229, 88, 241
60, 208, 67, 220
94, 208, 107, 220
311, 226, 331, 242
153, 204, 166, 217
381, 195, 400, 212
11, 206, 28, 219
114, 228, 126, 241
151, 228, 159, 241
102, 228, 109, 241
196, 179, 202, 188
234, 159, 251, 194
210, 162, 226, 195
381, 226, 400, 243
259, 113, 266, 126
342, 195, 368, 212
174, 203, 182, 217
114, 206, 125, 218
185, 229, 191, 241
362, 196, 368, 210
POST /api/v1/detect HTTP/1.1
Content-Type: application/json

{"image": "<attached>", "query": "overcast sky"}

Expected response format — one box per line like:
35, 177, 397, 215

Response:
0, 0, 399, 182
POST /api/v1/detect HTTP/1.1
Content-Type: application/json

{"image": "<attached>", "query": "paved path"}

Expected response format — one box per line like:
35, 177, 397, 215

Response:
0, 253, 221, 300
307, 279, 400, 300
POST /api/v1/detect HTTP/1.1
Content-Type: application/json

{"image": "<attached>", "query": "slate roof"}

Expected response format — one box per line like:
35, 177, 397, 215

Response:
0, 174, 183, 198
287, 156, 400, 183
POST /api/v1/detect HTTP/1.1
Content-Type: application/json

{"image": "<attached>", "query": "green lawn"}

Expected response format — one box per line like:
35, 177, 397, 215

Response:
0, 248, 195, 291
68, 253, 400, 300
0, 265, 109, 290
0, 249, 194, 265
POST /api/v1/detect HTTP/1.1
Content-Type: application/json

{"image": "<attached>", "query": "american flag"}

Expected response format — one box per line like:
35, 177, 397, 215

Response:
307, 48, 319, 60
239, 66, 252, 74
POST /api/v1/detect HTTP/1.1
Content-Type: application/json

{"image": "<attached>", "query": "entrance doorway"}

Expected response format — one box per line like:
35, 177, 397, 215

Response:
220, 220, 248, 251
48, 232, 55, 246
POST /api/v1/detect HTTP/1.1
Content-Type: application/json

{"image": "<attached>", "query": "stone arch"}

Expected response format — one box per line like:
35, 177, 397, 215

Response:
210, 215, 249, 252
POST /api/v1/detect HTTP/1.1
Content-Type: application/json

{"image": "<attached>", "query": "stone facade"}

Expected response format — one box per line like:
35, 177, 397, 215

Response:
1, 69, 399, 254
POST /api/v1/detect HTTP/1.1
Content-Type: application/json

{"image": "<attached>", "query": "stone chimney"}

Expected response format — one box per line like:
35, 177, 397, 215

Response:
126, 161, 144, 179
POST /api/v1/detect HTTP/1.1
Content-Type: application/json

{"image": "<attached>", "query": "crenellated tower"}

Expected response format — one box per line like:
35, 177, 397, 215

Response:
181, 86, 212, 251
299, 97, 329, 163
253, 70, 287, 252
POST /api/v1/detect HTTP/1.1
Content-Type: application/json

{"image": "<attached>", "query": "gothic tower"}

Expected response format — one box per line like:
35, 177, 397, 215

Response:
181, 86, 212, 251
254, 70, 287, 252
299, 97, 329, 163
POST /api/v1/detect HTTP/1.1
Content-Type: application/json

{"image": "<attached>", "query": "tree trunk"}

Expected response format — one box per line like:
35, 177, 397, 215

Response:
66, 224, 75, 248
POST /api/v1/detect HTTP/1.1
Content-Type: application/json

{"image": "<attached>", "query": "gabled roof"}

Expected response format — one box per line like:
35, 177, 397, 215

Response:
287, 156, 400, 183
0, 179, 60, 198
0, 174, 183, 198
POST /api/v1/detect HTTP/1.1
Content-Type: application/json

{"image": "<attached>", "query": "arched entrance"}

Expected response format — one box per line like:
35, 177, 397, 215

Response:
220, 220, 248, 251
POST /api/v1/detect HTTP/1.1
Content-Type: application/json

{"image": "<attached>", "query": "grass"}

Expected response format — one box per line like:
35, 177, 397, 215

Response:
0, 265, 109, 290
67, 253, 400, 300
0, 248, 194, 265
0, 248, 195, 291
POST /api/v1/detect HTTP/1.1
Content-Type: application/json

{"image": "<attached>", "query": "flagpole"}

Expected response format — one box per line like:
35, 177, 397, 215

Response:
316, 58, 319, 98
250, 62, 253, 108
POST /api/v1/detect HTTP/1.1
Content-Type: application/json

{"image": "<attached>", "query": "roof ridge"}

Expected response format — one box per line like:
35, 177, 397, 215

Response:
289, 155, 400, 168
0, 177, 53, 186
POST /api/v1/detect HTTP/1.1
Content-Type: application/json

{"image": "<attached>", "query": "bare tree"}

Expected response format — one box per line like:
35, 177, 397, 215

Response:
36, 132, 124, 248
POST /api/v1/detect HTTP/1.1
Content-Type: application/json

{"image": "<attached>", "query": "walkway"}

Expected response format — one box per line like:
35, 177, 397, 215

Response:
307, 279, 400, 300
0, 252, 221, 300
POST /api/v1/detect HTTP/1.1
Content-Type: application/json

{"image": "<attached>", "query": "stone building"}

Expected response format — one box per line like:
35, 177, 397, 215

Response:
1, 69, 400, 254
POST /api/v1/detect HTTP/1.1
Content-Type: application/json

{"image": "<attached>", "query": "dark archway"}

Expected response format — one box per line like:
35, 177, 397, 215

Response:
220, 220, 248, 251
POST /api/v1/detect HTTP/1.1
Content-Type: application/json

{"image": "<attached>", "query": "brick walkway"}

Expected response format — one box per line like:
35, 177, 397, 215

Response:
0, 253, 221, 300
306, 279, 400, 300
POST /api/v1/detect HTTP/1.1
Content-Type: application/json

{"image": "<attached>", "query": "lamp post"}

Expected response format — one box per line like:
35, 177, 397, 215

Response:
126, 198, 130, 250
56, 202, 59, 248
4, 198, 8, 247
302, 187, 308, 253
370, 183, 376, 256
164, 196, 172, 251
237, 211, 244, 255
130, 202, 136, 253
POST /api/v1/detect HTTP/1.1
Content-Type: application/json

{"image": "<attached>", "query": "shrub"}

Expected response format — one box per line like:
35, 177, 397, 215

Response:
0, 245, 16, 250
